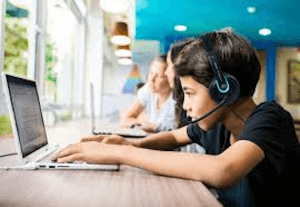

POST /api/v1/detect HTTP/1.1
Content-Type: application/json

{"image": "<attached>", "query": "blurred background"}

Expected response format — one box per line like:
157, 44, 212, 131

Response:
0, 0, 300, 137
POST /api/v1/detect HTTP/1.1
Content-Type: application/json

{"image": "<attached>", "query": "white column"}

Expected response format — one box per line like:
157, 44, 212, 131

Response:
72, 19, 86, 119
84, 9, 104, 118
27, 0, 38, 80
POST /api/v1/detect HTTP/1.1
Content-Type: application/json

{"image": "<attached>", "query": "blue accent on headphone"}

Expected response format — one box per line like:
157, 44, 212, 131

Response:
216, 76, 230, 93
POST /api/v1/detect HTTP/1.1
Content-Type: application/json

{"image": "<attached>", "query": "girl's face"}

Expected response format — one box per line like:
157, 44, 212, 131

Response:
180, 76, 225, 131
165, 52, 176, 89
148, 61, 170, 93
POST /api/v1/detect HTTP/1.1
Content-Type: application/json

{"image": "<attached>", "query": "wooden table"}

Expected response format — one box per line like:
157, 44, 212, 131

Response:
0, 119, 222, 207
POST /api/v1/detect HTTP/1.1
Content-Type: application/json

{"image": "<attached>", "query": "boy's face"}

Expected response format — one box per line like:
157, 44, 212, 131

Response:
181, 76, 224, 131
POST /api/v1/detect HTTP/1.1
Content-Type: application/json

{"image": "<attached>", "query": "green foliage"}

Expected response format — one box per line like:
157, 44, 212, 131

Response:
0, 115, 12, 134
44, 41, 58, 103
45, 42, 57, 84
4, 13, 57, 83
59, 111, 72, 122
5, 13, 12, 18
4, 16, 28, 76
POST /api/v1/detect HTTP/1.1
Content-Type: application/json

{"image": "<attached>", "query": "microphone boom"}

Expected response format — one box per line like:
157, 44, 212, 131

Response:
189, 98, 226, 124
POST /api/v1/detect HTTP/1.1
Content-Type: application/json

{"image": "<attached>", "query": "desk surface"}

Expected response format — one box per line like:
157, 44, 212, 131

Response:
0, 119, 222, 207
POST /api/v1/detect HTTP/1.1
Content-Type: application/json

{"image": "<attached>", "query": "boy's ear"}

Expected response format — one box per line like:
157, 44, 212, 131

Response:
209, 73, 240, 106
201, 33, 241, 106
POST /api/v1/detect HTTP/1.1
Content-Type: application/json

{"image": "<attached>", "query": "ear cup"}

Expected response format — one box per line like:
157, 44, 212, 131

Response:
209, 73, 240, 106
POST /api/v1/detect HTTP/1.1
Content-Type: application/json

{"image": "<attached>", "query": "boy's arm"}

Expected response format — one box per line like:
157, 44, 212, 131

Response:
120, 139, 265, 188
57, 135, 264, 189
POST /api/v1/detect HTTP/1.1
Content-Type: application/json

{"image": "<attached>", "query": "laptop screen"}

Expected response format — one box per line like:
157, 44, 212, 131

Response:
6, 75, 48, 158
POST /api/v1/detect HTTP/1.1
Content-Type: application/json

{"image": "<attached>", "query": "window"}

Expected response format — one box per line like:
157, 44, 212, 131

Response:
42, 0, 86, 125
45, 0, 77, 104
0, 0, 37, 137
0, 0, 87, 135
4, 0, 37, 77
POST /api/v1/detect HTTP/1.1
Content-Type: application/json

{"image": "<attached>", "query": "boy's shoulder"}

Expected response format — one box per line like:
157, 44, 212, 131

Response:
250, 100, 292, 122
255, 100, 284, 111
241, 100, 296, 149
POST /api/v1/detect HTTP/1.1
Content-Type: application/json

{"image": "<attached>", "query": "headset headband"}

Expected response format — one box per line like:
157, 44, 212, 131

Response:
202, 34, 229, 93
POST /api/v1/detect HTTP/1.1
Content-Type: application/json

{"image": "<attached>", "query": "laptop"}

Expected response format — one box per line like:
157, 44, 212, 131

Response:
1, 73, 119, 170
90, 83, 147, 138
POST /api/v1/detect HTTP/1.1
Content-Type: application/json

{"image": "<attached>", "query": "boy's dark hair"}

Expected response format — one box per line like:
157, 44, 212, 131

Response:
175, 28, 261, 97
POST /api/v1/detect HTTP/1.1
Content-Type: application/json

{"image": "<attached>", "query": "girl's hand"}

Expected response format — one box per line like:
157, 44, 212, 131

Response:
81, 135, 136, 146
139, 123, 159, 133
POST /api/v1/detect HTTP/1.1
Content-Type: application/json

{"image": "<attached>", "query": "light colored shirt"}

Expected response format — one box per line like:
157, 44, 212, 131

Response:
137, 84, 176, 131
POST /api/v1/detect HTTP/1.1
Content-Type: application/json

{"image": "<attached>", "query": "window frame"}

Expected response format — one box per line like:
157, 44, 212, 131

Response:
31, 0, 47, 95
0, 0, 88, 120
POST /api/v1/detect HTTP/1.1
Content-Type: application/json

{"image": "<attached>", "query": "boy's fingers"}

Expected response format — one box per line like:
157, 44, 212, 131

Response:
53, 144, 80, 160
57, 153, 83, 163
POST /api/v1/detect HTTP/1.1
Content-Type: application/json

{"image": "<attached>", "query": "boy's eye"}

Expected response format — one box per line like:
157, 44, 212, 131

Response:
185, 92, 192, 97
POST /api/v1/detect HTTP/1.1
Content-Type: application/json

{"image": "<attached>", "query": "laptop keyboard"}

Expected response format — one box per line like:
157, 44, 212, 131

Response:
37, 149, 57, 163
39, 152, 84, 164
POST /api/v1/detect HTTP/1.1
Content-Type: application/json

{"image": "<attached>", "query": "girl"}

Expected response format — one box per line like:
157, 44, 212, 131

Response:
121, 55, 176, 132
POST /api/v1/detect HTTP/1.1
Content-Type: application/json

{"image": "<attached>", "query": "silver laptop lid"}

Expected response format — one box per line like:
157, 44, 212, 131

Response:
2, 73, 48, 158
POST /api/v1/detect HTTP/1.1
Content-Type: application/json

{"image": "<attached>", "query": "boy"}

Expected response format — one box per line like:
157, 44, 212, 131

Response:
55, 29, 300, 206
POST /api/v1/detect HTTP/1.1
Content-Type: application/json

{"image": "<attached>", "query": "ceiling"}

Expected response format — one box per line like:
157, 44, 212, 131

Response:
135, 0, 300, 51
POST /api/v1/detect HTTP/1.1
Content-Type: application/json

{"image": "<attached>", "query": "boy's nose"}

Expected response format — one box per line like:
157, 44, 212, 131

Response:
183, 99, 189, 111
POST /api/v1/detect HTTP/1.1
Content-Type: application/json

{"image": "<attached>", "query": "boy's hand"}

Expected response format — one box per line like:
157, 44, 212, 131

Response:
53, 142, 124, 164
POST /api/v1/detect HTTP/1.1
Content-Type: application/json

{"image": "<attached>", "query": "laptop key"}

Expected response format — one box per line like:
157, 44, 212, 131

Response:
73, 160, 84, 164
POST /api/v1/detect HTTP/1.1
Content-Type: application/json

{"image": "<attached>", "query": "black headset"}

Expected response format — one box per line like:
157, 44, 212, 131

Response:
203, 34, 240, 106
189, 34, 241, 124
